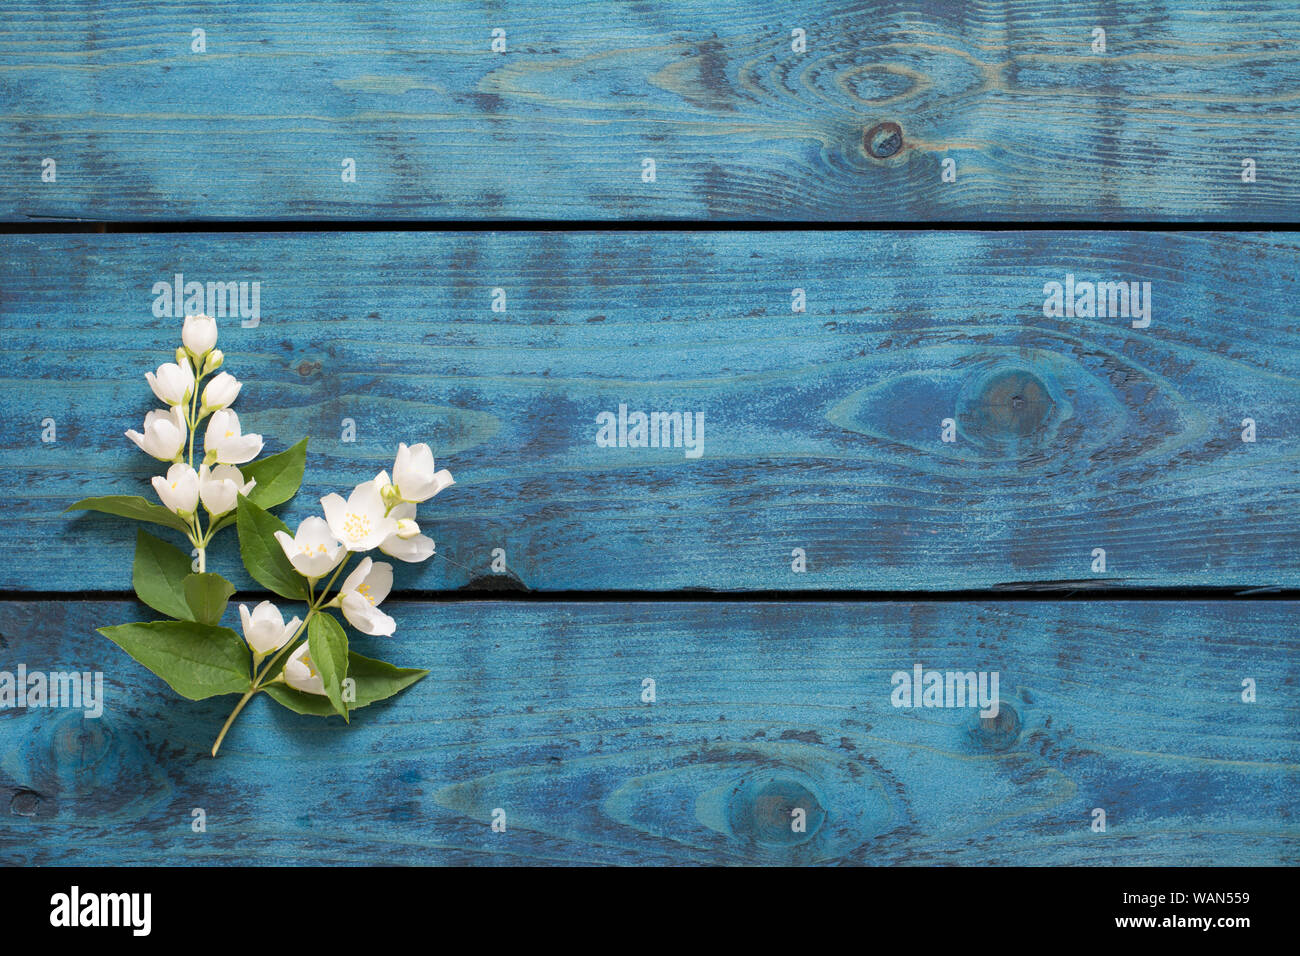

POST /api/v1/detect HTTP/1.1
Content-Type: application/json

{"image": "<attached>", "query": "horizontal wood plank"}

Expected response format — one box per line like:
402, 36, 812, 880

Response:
3, 232, 1299, 592
0, 599, 1294, 865
2, 1, 1298, 220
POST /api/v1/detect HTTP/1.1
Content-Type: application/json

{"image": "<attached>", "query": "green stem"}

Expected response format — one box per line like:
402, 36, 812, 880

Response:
184, 512, 205, 573
186, 365, 205, 469
314, 556, 351, 608
209, 609, 313, 758
210, 687, 257, 758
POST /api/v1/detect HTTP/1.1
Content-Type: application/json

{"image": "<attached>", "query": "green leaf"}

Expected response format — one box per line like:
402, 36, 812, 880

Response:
98, 620, 251, 700
183, 572, 235, 626
235, 495, 307, 601
308, 612, 350, 720
265, 651, 427, 718
132, 528, 194, 620
66, 495, 191, 535
242, 437, 308, 510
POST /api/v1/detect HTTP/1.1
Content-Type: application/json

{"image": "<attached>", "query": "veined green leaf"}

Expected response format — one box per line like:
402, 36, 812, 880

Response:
308, 611, 350, 721
132, 528, 194, 620
183, 572, 235, 627
235, 495, 307, 601
242, 437, 308, 510
98, 620, 251, 700
66, 495, 191, 535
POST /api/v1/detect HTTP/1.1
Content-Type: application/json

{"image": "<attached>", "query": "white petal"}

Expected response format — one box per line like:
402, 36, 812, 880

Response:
274, 530, 297, 562
340, 557, 373, 595
341, 592, 397, 636
284, 643, 326, 695
320, 494, 348, 539
217, 433, 262, 465
364, 562, 394, 605
380, 532, 435, 563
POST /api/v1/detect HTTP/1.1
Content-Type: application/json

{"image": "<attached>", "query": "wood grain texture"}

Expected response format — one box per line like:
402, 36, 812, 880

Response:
0, 599, 1294, 865
3, 231, 1299, 592
2, 1, 1298, 221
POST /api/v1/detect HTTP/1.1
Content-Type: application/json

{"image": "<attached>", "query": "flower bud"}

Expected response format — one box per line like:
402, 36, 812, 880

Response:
375, 470, 403, 509
203, 349, 224, 374
201, 371, 241, 412
182, 313, 218, 359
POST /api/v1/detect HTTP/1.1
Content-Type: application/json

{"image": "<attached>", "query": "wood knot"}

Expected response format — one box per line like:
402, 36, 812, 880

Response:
959, 368, 1055, 442
297, 360, 322, 377
52, 717, 113, 772
864, 121, 904, 159
727, 773, 825, 847
971, 704, 1021, 752
10, 788, 45, 817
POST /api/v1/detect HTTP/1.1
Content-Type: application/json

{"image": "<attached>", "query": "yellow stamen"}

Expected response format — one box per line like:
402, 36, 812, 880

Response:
342, 512, 372, 541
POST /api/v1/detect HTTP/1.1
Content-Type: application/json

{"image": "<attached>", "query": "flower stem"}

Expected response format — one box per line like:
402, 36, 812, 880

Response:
186, 511, 207, 573
314, 557, 351, 608
186, 366, 205, 469
211, 688, 257, 757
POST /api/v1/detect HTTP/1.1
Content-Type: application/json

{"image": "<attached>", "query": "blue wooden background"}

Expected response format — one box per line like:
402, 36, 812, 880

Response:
2, 0, 1298, 220
1, 600, 1294, 865
2, 232, 1298, 592
1, 1, 1297, 869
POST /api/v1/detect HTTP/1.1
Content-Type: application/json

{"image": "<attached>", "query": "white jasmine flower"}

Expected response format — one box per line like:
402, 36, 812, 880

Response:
378, 502, 436, 563
201, 371, 241, 412
182, 313, 218, 358
273, 516, 345, 580
391, 443, 454, 503
238, 601, 301, 658
126, 406, 187, 461
202, 349, 224, 374
321, 480, 397, 552
151, 462, 199, 515
145, 359, 195, 407
198, 463, 255, 517
333, 557, 396, 636
204, 408, 263, 465
283, 642, 326, 696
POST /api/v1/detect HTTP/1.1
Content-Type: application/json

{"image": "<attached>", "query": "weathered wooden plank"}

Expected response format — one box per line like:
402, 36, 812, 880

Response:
3, 231, 1299, 592
2, 1, 1297, 221
0, 599, 1293, 865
